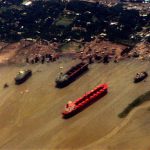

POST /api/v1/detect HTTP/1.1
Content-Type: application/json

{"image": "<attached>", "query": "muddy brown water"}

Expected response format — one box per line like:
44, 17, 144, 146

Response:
0, 59, 150, 149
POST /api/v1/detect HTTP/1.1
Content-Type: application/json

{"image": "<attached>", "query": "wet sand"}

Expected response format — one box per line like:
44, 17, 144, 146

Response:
87, 103, 150, 150
0, 59, 150, 150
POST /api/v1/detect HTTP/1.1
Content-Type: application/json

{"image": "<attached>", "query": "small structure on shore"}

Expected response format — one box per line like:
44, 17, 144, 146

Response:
103, 54, 109, 63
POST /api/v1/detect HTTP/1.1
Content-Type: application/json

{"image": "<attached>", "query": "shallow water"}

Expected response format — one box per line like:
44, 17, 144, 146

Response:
0, 59, 150, 149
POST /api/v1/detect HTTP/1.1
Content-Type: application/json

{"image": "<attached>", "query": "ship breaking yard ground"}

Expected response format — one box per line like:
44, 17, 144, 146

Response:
0, 57, 150, 150
0, 41, 59, 65
0, 37, 149, 66
0, 39, 129, 65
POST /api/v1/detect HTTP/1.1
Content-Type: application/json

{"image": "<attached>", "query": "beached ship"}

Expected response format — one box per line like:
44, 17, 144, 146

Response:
62, 84, 108, 118
15, 70, 32, 85
55, 62, 88, 88
134, 72, 148, 83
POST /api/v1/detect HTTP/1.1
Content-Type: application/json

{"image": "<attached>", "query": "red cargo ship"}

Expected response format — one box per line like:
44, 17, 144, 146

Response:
62, 84, 108, 118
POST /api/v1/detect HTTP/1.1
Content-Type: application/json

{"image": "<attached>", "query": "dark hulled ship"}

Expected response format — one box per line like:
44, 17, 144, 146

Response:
15, 70, 32, 85
134, 72, 148, 83
55, 62, 88, 88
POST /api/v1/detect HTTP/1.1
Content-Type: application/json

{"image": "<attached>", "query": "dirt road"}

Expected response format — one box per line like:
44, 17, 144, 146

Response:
0, 59, 150, 149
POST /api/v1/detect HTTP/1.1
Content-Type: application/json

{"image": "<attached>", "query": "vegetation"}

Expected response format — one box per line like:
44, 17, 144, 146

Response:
0, 0, 149, 43
60, 41, 83, 52
118, 91, 150, 118
55, 15, 75, 27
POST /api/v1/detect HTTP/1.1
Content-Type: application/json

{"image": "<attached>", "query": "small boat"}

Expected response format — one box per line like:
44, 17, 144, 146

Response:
62, 84, 108, 118
134, 72, 148, 83
15, 69, 32, 85
55, 62, 88, 88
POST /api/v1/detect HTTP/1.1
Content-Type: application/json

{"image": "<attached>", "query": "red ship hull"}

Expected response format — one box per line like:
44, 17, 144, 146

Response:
62, 84, 108, 118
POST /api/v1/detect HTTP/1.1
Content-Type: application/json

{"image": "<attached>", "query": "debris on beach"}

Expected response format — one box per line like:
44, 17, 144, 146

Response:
3, 83, 9, 89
